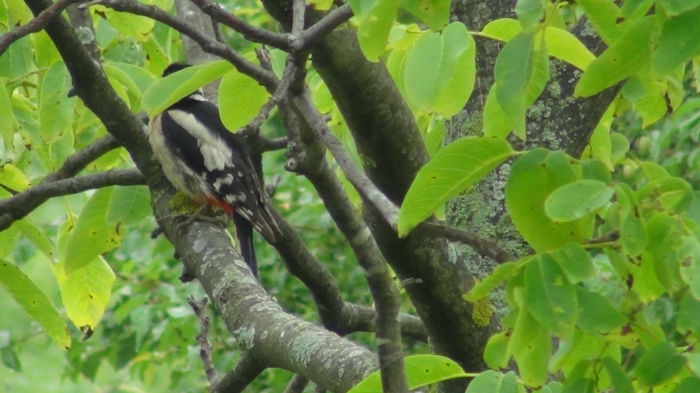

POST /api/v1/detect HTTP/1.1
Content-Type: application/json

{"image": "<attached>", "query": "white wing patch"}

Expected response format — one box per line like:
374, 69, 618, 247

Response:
168, 109, 232, 171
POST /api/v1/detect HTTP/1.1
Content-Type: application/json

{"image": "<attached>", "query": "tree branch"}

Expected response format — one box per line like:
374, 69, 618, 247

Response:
0, 169, 144, 231
0, 0, 80, 56
419, 222, 513, 263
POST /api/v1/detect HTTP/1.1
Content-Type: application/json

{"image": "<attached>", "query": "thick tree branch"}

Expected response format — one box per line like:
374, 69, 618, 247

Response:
0, 0, 80, 56
0, 169, 144, 231
91, 0, 278, 89
154, 200, 378, 392
419, 222, 513, 263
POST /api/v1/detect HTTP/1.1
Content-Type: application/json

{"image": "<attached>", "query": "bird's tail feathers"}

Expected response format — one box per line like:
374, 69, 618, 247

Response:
233, 213, 258, 277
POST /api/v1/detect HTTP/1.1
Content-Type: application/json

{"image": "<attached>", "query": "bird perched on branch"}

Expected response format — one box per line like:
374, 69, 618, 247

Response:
146, 62, 279, 277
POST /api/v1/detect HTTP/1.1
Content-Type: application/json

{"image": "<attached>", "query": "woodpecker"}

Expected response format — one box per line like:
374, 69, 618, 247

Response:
146, 62, 279, 277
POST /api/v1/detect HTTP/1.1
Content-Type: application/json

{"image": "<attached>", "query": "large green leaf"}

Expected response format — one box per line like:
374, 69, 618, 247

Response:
141, 60, 233, 116
602, 357, 634, 393
544, 179, 613, 222
575, 287, 626, 334
54, 257, 115, 332
654, 6, 700, 76
506, 149, 593, 252
552, 243, 594, 284
404, 22, 475, 116
347, 354, 469, 393
509, 304, 551, 387
39, 61, 76, 143
466, 371, 524, 393
524, 255, 578, 336
64, 188, 121, 273
483, 332, 510, 369
575, 16, 657, 97
218, 68, 271, 131
544, 27, 595, 71
634, 342, 686, 386
657, 0, 700, 15
494, 33, 535, 135
398, 137, 513, 236
0, 260, 70, 349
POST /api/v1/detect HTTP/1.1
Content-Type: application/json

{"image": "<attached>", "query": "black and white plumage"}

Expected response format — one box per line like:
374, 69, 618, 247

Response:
147, 63, 279, 276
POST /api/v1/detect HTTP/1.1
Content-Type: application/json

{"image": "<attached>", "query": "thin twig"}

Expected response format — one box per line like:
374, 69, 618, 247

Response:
0, 0, 81, 56
188, 296, 218, 387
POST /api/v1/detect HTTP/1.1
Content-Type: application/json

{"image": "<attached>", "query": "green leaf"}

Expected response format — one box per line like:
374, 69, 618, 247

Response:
98, 5, 155, 38
218, 68, 271, 131
481, 18, 522, 42
54, 257, 115, 332
545, 179, 613, 222
39, 61, 76, 143
353, 0, 400, 61
0, 79, 17, 149
506, 149, 593, 252
0, 163, 30, 192
620, 213, 647, 257
348, 354, 468, 393
657, 0, 700, 15
634, 342, 685, 386
466, 371, 524, 393
678, 292, 700, 335
524, 254, 578, 336
401, 0, 449, 30
576, 0, 623, 44
483, 85, 513, 138
142, 60, 233, 116
575, 287, 626, 334
404, 22, 476, 116
464, 260, 523, 301
0, 260, 71, 349
544, 27, 595, 71
602, 357, 634, 393
398, 137, 513, 236
64, 188, 121, 273
672, 377, 700, 393
515, 0, 544, 31
509, 305, 551, 387
106, 186, 152, 226
575, 16, 657, 97
494, 33, 535, 135
553, 243, 594, 283
16, 219, 56, 260
484, 332, 510, 369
